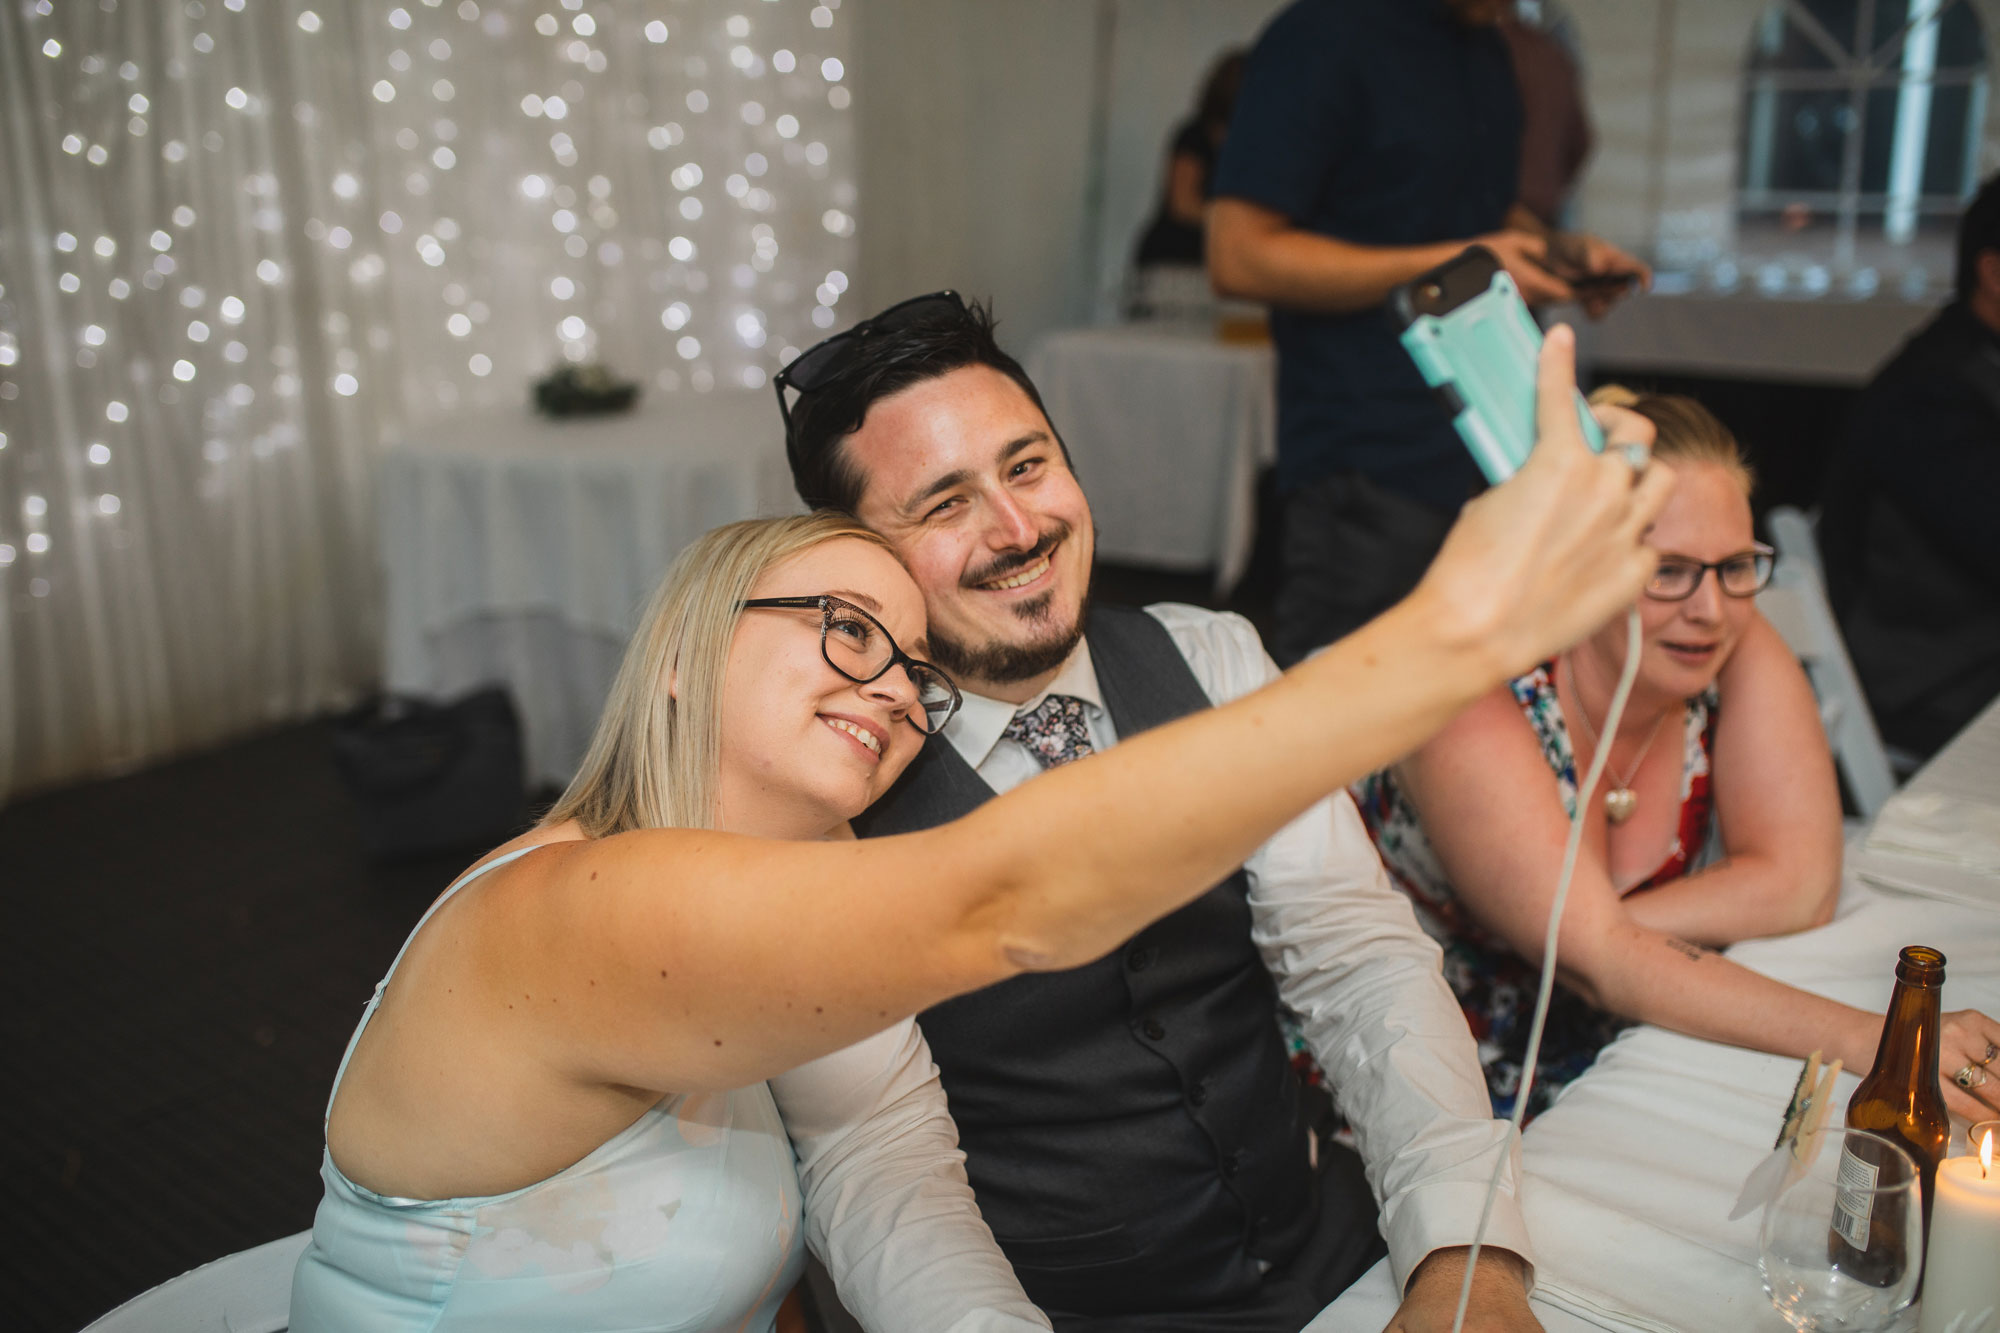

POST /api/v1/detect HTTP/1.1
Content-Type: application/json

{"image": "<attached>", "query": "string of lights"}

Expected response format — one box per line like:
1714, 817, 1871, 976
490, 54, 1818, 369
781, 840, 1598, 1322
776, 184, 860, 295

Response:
0, 0, 855, 798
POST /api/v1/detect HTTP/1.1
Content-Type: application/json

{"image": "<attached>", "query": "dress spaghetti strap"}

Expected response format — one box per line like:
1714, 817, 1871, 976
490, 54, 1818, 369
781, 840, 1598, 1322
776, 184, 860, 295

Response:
322, 844, 548, 1119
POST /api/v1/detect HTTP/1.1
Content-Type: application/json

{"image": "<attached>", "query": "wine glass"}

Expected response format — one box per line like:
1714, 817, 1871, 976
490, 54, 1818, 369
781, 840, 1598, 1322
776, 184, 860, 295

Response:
1759, 1127, 1922, 1332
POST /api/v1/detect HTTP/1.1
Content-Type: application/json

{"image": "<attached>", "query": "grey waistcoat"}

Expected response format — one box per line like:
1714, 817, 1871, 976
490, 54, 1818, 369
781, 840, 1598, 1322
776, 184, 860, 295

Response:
853, 605, 1356, 1316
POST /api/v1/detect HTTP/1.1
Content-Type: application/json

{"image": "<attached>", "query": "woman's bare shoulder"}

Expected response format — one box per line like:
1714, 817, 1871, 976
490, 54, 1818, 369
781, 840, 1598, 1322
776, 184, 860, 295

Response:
1431, 680, 1539, 751
1397, 680, 1550, 803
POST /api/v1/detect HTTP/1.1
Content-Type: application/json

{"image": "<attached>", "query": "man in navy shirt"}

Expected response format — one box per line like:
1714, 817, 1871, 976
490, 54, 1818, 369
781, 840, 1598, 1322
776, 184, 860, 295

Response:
1210, 0, 1643, 665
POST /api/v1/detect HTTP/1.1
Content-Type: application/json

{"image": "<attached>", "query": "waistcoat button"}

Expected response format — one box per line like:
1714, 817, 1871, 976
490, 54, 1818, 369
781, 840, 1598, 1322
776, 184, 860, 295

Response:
1126, 945, 1158, 972
1141, 1018, 1166, 1041
1188, 1080, 1208, 1107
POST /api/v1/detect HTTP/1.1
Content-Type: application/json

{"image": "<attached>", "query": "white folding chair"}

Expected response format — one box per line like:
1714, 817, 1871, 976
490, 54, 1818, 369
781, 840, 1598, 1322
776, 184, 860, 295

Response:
1757, 506, 1898, 820
81, 1231, 308, 1333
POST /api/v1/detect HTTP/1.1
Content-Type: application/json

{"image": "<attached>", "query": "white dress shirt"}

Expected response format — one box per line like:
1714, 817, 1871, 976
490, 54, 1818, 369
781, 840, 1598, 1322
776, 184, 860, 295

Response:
941, 603, 1534, 1294
770, 1020, 1053, 1332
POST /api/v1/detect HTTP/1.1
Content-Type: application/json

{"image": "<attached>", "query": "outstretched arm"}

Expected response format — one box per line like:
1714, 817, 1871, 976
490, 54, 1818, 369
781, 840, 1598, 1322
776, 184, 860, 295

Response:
332, 331, 1680, 1202
453, 330, 1672, 1097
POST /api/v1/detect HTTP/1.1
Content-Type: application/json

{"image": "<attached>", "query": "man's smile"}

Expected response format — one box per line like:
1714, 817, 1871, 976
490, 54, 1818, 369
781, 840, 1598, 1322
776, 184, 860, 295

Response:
978, 553, 1053, 593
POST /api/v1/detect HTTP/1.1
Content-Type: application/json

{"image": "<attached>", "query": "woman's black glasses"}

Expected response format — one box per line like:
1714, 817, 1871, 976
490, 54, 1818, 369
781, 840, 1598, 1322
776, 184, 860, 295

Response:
773, 290, 967, 431
1644, 543, 1775, 601
739, 594, 963, 735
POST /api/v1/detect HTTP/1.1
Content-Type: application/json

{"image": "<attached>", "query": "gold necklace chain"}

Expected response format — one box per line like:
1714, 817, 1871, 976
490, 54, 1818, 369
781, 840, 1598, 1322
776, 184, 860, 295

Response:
1560, 655, 1669, 823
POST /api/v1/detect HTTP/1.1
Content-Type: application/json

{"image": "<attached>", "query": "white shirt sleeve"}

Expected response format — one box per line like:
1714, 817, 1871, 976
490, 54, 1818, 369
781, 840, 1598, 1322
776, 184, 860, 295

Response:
768, 1019, 1053, 1333
1145, 603, 1536, 1295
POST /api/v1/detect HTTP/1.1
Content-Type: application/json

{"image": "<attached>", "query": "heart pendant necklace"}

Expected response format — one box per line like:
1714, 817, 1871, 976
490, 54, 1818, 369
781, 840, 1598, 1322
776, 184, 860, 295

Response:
1561, 656, 1669, 826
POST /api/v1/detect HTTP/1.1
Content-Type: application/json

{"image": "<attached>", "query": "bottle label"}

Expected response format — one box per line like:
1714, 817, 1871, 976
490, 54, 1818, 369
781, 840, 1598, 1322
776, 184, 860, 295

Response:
1833, 1147, 1878, 1250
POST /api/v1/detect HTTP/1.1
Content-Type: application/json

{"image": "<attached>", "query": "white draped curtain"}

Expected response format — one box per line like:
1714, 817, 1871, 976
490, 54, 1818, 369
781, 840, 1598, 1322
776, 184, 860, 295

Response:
0, 0, 854, 803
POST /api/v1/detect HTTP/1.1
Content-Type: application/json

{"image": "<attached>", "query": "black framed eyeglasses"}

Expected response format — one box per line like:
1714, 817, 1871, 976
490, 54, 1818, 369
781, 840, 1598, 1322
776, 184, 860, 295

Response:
739, 594, 963, 735
1644, 543, 1775, 601
773, 290, 967, 431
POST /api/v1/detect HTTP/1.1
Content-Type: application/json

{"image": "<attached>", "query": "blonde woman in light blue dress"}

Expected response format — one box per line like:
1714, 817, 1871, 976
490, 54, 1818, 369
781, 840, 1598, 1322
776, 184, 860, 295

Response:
291, 348, 1673, 1333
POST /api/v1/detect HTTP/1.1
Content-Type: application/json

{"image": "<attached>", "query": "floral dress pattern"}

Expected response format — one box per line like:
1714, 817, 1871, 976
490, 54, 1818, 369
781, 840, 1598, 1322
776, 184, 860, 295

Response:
1350, 662, 1717, 1122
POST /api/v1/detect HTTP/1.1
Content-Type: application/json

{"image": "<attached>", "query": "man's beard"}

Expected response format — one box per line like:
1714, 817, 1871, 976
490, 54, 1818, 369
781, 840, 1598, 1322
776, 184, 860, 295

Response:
929, 523, 1089, 687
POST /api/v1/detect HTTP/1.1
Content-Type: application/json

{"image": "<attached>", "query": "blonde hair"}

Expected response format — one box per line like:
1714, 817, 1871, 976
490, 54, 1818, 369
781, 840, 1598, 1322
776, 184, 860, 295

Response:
1588, 384, 1755, 495
542, 512, 896, 837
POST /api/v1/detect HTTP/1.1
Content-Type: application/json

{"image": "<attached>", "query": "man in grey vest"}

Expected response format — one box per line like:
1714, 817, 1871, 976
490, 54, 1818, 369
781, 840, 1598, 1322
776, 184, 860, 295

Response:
775, 292, 1540, 1332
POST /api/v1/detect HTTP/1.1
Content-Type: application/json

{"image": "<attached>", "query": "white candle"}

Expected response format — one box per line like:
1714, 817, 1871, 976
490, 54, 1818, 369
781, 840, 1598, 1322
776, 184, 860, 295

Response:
1921, 1132, 2000, 1333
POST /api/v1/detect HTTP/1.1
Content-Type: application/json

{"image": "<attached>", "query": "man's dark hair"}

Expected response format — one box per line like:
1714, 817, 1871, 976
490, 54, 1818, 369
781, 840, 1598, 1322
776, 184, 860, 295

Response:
783, 297, 1059, 513
1957, 172, 2000, 300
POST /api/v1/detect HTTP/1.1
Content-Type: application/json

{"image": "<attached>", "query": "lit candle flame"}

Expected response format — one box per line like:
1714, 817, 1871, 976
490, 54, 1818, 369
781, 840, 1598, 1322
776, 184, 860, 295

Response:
1982, 1129, 1993, 1178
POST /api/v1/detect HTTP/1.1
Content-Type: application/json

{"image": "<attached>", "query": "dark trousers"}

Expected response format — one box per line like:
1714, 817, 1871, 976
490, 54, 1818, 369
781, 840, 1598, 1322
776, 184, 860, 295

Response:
1047, 1141, 1387, 1333
1271, 472, 1457, 668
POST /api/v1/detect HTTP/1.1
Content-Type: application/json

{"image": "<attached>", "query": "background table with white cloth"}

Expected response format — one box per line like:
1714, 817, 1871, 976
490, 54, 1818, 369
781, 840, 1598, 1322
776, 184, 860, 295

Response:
1027, 325, 1275, 595
378, 393, 799, 787
1312, 697, 2000, 1333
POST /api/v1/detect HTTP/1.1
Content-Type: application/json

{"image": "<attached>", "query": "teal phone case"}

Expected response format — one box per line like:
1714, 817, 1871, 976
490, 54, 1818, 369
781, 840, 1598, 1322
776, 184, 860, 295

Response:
1398, 268, 1604, 484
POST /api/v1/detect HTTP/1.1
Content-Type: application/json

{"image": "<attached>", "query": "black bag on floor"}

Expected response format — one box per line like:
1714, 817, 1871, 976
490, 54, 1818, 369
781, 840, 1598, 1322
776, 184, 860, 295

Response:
331, 686, 527, 863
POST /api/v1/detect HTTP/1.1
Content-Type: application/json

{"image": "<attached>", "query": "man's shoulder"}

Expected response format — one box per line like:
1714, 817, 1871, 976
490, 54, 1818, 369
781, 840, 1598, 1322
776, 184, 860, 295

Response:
1872, 306, 1983, 383
1136, 603, 1276, 704
1138, 600, 1261, 645
1248, 0, 1380, 63
1859, 308, 2000, 434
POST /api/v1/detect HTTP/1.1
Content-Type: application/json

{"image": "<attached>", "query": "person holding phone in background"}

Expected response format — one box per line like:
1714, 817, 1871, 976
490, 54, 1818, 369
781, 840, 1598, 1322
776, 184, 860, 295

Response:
1208, 0, 1648, 667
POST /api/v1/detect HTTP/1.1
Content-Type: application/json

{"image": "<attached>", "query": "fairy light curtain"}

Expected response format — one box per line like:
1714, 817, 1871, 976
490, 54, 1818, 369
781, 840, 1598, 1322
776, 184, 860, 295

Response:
0, 0, 855, 802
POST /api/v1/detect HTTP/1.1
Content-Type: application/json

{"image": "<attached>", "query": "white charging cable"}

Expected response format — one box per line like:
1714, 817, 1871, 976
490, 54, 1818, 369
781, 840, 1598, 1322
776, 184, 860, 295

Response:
1450, 605, 1644, 1333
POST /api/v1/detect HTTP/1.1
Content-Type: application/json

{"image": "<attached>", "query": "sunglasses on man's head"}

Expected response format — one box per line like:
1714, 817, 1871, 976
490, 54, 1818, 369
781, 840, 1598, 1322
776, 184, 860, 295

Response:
773, 290, 967, 431
738, 593, 963, 735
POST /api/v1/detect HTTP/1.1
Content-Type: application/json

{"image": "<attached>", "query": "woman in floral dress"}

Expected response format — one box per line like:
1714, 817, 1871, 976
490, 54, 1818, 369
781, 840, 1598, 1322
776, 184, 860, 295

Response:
1355, 390, 2000, 1121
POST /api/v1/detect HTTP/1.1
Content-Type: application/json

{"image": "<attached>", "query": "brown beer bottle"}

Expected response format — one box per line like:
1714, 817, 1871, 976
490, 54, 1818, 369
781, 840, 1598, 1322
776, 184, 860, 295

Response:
1831, 946, 1951, 1287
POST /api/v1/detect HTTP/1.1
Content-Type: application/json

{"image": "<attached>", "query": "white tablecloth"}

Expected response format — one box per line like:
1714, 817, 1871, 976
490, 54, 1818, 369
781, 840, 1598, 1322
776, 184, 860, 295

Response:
378, 393, 799, 785
1027, 325, 1275, 594
1854, 695, 2000, 908
1312, 704, 2000, 1333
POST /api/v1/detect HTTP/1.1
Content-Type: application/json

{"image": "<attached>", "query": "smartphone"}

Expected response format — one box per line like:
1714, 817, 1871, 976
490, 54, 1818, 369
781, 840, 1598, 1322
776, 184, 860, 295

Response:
1394, 246, 1605, 484
1564, 270, 1641, 297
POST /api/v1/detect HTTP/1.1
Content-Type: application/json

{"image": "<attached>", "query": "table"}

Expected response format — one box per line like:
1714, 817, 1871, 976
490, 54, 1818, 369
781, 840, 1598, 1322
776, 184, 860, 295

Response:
1027, 324, 1275, 595
378, 394, 799, 786
1852, 694, 2000, 910
1572, 293, 1939, 386
1311, 700, 2000, 1333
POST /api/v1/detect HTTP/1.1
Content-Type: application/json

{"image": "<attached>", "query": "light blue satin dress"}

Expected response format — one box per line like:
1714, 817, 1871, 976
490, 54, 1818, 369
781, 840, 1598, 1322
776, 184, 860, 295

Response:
290, 847, 806, 1332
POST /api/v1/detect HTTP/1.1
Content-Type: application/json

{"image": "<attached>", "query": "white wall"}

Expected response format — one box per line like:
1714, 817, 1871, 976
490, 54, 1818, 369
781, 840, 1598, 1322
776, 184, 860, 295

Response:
1089, 0, 1290, 321
1567, 0, 2000, 264
850, 0, 1101, 349
850, 0, 1282, 353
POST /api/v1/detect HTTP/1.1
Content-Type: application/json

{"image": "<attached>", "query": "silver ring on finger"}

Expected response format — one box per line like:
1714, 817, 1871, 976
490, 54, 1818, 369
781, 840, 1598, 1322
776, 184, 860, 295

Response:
1955, 1062, 1989, 1090
1979, 1040, 1998, 1067
1616, 441, 1650, 476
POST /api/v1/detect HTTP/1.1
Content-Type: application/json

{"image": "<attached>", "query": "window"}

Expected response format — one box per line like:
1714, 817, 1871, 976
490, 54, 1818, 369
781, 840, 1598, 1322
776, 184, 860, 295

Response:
1735, 0, 1986, 295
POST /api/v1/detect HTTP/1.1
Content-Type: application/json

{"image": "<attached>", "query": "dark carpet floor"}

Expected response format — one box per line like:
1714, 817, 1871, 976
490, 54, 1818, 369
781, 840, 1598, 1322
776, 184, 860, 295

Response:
0, 562, 1260, 1333
0, 718, 477, 1332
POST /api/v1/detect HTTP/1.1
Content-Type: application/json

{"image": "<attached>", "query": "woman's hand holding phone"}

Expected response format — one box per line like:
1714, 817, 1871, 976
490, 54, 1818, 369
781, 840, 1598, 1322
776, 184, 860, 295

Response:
1410, 324, 1673, 679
